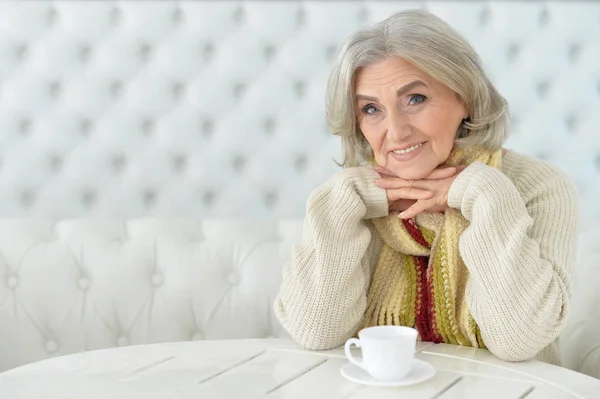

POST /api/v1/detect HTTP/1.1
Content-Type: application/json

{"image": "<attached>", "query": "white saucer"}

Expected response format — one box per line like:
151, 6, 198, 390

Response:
340, 359, 435, 387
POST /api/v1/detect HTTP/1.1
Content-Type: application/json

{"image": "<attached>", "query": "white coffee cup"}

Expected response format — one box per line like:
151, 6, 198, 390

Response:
344, 325, 418, 381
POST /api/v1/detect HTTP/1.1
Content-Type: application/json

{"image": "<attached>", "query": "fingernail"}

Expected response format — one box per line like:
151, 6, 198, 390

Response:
397, 212, 406, 218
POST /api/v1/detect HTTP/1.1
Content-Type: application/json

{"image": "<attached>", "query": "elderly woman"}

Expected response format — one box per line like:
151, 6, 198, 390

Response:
273, 10, 579, 364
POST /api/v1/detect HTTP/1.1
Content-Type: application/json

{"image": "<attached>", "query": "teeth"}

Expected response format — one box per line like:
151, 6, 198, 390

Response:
393, 142, 423, 154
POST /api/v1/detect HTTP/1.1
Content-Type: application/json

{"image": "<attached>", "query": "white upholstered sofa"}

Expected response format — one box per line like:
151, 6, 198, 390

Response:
0, 0, 598, 380
0, 218, 599, 379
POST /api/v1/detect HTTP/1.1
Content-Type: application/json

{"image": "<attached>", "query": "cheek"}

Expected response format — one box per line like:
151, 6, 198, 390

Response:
415, 109, 459, 143
359, 121, 382, 149
359, 122, 387, 164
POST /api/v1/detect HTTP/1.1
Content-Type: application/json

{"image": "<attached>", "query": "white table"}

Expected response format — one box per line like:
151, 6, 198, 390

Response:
1, 338, 599, 398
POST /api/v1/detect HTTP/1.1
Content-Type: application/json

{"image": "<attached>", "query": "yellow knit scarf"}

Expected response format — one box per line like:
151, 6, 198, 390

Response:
361, 146, 502, 347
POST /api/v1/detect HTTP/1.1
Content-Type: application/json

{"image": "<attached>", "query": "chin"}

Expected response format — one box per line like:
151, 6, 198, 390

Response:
388, 164, 435, 180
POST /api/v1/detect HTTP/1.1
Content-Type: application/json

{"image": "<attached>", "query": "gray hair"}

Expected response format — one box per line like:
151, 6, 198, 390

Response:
326, 9, 510, 167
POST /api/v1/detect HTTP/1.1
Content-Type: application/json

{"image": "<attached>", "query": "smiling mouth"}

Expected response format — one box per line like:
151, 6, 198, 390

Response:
391, 142, 425, 155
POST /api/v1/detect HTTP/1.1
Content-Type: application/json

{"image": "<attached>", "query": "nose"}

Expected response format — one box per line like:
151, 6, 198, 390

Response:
386, 110, 412, 142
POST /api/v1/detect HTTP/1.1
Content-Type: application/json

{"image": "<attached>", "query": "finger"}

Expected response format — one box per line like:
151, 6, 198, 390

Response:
375, 177, 425, 189
375, 177, 402, 189
389, 199, 415, 212
374, 165, 397, 177
398, 199, 435, 219
387, 187, 433, 202
423, 166, 457, 180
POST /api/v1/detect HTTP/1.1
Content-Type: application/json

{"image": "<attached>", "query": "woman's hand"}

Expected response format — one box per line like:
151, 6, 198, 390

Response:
374, 165, 466, 219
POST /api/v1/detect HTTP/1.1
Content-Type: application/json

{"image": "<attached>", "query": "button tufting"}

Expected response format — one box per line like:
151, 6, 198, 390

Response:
202, 190, 215, 207
172, 7, 183, 24
565, 115, 577, 133
110, 7, 121, 25
506, 43, 520, 62
191, 332, 203, 341
233, 6, 245, 24
264, 191, 278, 208
536, 81, 550, 98
264, 118, 275, 135
228, 272, 240, 285
479, 6, 491, 25
111, 81, 123, 98
172, 82, 185, 100
264, 44, 276, 60
80, 118, 92, 136
357, 7, 368, 23
233, 83, 246, 99
7, 276, 18, 288
294, 155, 307, 173
79, 44, 92, 63
20, 190, 35, 208
568, 44, 581, 63
294, 81, 306, 99
20, 118, 31, 135
325, 44, 337, 61
49, 81, 62, 97
45, 340, 58, 353
203, 43, 214, 61
139, 43, 152, 61
232, 155, 246, 172
296, 8, 305, 27
117, 336, 129, 347
79, 277, 90, 290
141, 118, 154, 136
143, 190, 156, 207
111, 154, 126, 173
49, 155, 63, 172
81, 190, 96, 208
201, 118, 214, 137
47, 7, 58, 26
173, 154, 187, 172
539, 7, 549, 27
14, 44, 27, 61
152, 273, 164, 287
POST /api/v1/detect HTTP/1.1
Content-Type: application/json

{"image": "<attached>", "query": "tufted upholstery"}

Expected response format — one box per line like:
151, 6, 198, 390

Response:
0, 1, 598, 221
0, 219, 298, 371
0, 218, 599, 379
0, 0, 599, 380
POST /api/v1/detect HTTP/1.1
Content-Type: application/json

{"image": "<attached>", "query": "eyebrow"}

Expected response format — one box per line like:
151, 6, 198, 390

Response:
355, 80, 428, 102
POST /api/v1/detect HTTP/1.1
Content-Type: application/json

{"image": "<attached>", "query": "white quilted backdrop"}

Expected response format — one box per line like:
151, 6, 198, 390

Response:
0, 1, 598, 221
0, 1, 600, 377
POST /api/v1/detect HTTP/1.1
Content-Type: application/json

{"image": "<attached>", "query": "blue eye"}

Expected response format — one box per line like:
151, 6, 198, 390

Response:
362, 104, 379, 115
408, 94, 427, 105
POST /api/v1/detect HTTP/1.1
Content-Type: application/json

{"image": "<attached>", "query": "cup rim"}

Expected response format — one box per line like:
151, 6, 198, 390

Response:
358, 325, 418, 340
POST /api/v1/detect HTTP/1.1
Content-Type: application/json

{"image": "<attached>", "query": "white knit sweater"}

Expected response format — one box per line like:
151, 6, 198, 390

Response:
274, 150, 579, 363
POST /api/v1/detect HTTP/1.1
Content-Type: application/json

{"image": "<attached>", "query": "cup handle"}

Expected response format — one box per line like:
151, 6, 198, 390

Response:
344, 338, 366, 370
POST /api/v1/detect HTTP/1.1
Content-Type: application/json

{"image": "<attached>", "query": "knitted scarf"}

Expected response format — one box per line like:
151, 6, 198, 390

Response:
361, 147, 502, 348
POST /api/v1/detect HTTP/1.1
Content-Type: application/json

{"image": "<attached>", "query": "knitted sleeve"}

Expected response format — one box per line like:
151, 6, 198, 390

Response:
273, 166, 388, 350
448, 159, 579, 362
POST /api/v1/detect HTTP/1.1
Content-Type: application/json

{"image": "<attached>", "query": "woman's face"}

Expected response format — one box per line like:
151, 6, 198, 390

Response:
355, 57, 468, 180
